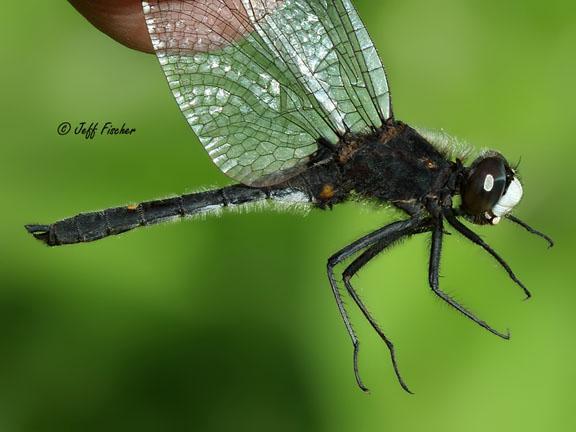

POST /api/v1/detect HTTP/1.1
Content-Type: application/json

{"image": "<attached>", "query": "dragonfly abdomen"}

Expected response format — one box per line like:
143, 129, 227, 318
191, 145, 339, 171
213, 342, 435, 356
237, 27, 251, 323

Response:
25, 185, 313, 246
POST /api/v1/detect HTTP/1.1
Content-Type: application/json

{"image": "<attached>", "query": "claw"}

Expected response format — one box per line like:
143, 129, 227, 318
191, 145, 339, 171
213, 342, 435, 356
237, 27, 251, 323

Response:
505, 215, 554, 249
353, 343, 370, 393
387, 345, 414, 394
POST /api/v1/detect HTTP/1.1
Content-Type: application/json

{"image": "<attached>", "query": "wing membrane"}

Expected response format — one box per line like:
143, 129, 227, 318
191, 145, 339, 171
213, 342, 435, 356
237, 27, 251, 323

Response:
143, 0, 391, 186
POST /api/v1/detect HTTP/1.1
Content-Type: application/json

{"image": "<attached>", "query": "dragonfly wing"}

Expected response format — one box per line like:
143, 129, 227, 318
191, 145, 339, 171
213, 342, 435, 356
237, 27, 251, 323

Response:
143, 0, 391, 186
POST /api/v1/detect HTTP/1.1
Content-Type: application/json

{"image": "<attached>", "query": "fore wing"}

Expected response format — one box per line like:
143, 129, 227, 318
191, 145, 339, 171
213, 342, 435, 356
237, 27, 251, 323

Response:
143, 0, 391, 186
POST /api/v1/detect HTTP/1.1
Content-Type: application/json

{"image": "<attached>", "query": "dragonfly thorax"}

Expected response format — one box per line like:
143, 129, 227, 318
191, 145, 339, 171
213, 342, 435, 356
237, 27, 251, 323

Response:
336, 123, 455, 207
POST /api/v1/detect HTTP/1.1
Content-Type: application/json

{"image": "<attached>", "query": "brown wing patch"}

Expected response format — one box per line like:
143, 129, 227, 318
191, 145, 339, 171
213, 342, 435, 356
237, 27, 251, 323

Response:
144, 0, 284, 54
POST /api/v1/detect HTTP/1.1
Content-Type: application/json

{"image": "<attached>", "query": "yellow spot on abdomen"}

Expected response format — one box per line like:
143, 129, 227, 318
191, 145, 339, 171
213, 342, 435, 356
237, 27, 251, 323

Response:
127, 204, 138, 211
319, 184, 335, 201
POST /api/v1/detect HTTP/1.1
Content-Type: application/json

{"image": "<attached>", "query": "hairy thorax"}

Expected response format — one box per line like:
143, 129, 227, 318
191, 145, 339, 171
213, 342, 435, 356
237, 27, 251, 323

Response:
339, 122, 455, 205
283, 122, 457, 209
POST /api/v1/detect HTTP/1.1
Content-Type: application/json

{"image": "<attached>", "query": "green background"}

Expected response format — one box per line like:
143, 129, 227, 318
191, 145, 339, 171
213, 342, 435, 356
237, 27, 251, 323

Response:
1, 1, 574, 431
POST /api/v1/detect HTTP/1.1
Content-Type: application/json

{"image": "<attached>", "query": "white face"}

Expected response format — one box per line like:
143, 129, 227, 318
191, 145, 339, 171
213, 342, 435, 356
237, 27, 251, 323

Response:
487, 177, 523, 224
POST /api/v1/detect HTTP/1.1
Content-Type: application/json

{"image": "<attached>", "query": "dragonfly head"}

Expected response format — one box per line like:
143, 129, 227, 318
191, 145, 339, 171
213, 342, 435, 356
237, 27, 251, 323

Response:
460, 153, 523, 225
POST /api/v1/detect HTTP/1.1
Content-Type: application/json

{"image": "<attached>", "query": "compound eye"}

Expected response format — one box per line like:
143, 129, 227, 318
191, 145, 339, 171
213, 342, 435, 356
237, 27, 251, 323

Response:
461, 157, 507, 217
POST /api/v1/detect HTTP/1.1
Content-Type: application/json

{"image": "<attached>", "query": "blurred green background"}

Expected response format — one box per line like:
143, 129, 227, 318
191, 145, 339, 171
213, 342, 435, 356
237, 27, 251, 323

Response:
1, 1, 574, 431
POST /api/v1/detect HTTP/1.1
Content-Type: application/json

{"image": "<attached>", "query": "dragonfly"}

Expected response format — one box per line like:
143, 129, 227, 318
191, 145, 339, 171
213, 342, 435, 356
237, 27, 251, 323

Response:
26, 0, 553, 393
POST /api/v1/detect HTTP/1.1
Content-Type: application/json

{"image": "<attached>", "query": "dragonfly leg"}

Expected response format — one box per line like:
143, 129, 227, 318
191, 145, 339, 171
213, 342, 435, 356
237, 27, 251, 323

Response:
505, 214, 554, 248
429, 217, 510, 339
326, 217, 426, 392
340, 219, 434, 393
444, 210, 531, 299
341, 227, 424, 394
